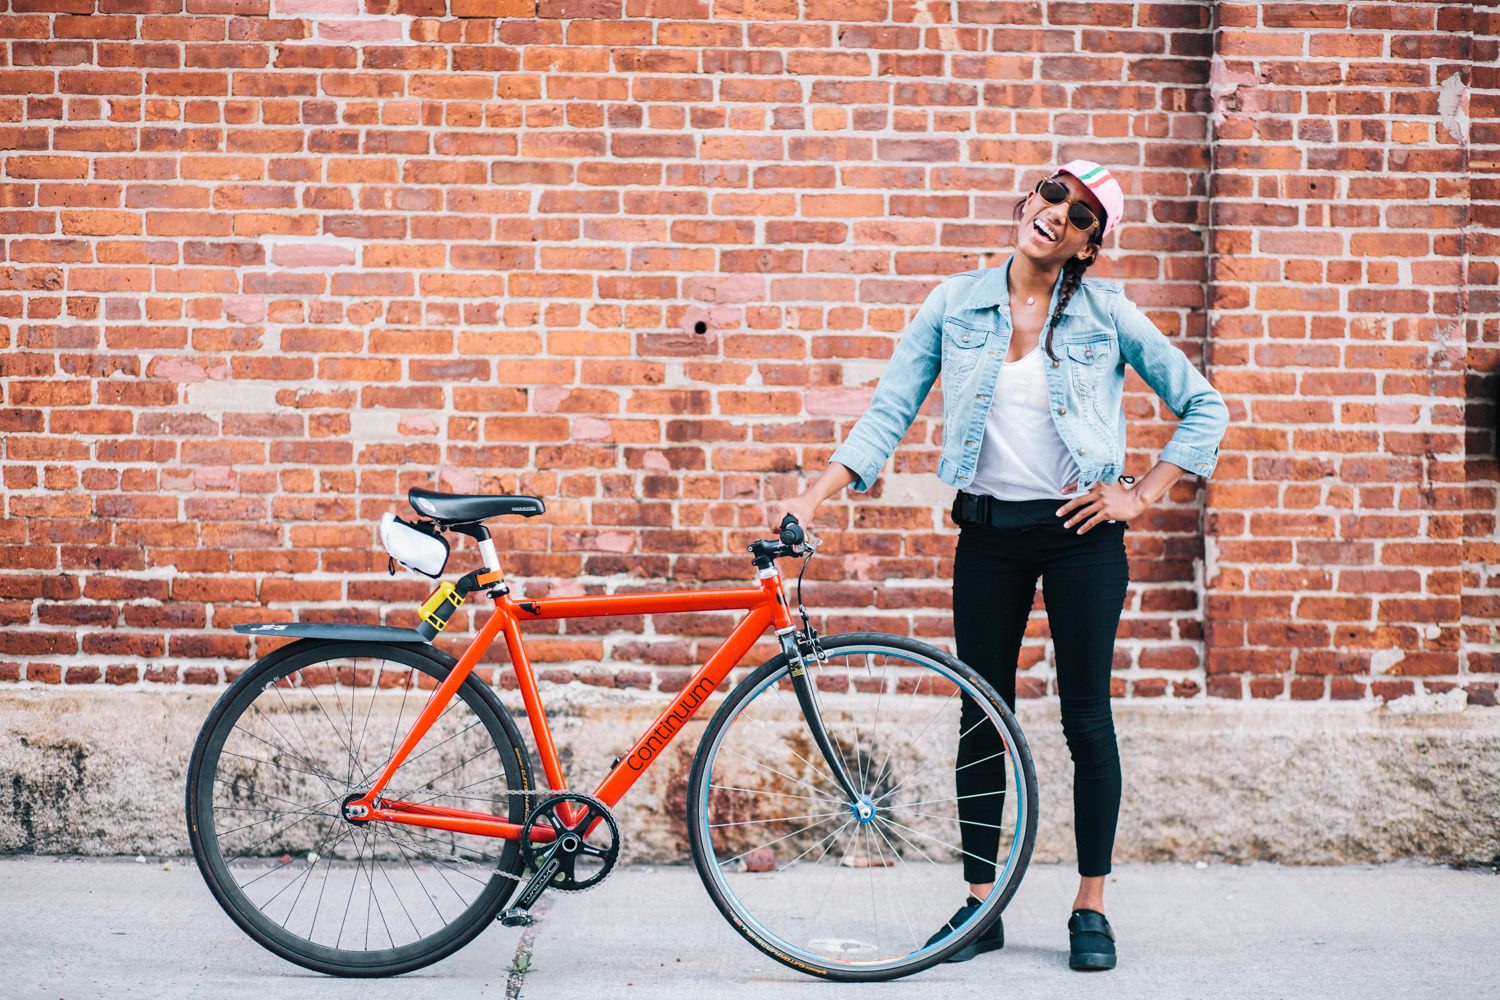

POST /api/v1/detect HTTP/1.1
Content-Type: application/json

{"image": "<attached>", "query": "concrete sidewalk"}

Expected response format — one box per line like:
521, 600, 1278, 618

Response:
2, 857, 1494, 999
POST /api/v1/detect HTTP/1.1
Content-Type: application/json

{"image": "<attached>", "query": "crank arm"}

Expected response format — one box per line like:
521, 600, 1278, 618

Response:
500, 840, 566, 926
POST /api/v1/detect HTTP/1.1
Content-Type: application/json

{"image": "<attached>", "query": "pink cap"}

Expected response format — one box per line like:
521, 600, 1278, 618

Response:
1052, 159, 1125, 240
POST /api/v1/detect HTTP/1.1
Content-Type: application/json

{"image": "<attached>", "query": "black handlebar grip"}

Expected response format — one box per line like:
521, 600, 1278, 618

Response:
778, 513, 805, 548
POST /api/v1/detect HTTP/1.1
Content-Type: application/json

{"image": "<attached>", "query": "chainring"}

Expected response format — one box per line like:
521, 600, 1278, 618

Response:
519, 792, 620, 892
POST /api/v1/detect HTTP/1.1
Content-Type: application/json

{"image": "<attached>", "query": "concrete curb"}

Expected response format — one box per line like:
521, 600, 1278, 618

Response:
3, 688, 1499, 864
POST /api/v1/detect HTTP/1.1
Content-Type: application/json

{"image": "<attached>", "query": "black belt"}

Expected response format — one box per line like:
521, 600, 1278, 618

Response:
951, 490, 1047, 528
953, 479, 1136, 529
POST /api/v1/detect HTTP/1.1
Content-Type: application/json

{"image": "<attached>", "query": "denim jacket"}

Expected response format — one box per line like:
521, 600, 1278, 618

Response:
829, 253, 1229, 495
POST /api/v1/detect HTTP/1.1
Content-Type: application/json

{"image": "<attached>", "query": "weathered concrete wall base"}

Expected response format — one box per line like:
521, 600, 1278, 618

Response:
3, 688, 1498, 865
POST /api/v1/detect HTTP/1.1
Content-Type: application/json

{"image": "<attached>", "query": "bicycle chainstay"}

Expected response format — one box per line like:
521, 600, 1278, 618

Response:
359, 786, 544, 887
357, 791, 615, 893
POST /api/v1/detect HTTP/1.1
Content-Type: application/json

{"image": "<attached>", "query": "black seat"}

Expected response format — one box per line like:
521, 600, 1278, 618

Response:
408, 487, 546, 525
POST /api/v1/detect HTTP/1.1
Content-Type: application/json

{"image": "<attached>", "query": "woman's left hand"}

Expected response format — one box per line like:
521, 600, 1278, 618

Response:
1056, 479, 1147, 534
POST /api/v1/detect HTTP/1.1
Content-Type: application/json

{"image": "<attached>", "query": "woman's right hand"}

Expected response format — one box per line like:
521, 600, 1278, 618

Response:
766, 495, 818, 538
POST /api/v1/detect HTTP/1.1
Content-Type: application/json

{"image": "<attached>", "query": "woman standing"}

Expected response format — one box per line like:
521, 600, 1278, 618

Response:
769, 160, 1229, 972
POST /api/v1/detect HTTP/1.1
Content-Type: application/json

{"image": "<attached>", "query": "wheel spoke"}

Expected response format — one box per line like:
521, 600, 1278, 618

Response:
352, 661, 385, 787
893, 807, 1007, 831
867, 820, 921, 951
267, 686, 345, 797
360, 713, 482, 791
766, 682, 847, 795
707, 808, 847, 829
875, 816, 999, 870
215, 794, 341, 840
241, 709, 343, 795
860, 653, 886, 793
721, 744, 847, 805
373, 824, 476, 903
713, 813, 848, 870
301, 683, 361, 788
864, 682, 960, 799
222, 797, 335, 866
708, 783, 843, 806
872, 728, 1007, 806
775, 817, 853, 873
886, 789, 1006, 811
381, 824, 450, 925
219, 748, 345, 786
237, 818, 348, 898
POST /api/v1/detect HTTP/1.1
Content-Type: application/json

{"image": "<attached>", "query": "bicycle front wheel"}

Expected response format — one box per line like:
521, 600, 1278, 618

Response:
186, 639, 531, 977
687, 632, 1037, 982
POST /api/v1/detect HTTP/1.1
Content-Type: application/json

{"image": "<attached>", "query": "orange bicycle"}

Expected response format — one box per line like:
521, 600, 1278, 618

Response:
186, 488, 1038, 981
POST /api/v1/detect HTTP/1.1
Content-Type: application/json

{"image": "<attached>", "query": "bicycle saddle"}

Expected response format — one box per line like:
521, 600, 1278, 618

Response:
408, 487, 546, 525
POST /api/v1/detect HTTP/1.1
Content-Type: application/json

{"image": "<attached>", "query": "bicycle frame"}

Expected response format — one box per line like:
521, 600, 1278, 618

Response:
346, 570, 800, 842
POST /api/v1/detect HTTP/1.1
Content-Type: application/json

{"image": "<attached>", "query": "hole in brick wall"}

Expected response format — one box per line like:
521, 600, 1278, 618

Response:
693, 321, 708, 335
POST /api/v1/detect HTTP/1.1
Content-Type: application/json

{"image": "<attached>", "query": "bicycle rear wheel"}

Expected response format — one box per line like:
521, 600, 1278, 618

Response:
687, 632, 1037, 981
186, 639, 531, 977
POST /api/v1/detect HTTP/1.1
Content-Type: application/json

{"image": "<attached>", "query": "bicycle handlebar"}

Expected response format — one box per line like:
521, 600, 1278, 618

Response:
746, 513, 812, 569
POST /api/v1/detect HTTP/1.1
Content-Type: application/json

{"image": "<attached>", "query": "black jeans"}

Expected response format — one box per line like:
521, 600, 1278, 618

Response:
950, 496, 1129, 881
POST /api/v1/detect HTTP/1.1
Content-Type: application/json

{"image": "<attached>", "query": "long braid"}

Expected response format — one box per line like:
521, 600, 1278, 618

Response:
1042, 253, 1097, 365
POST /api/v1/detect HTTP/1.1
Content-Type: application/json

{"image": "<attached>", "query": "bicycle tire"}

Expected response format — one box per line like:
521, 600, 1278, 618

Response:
687, 632, 1038, 982
186, 638, 532, 977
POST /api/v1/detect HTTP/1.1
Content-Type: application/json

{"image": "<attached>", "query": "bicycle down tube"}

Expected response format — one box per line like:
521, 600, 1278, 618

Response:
349, 574, 802, 839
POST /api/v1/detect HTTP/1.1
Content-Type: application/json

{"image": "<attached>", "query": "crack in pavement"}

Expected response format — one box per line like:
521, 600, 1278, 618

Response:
504, 896, 552, 1000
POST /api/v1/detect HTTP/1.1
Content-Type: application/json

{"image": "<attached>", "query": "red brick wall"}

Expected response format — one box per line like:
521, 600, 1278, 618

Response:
1, 1, 1494, 706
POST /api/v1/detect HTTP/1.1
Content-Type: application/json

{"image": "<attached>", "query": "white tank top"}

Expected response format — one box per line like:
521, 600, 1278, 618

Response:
968, 344, 1083, 501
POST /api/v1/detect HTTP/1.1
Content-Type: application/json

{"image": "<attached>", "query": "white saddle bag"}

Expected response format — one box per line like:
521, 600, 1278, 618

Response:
379, 512, 450, 578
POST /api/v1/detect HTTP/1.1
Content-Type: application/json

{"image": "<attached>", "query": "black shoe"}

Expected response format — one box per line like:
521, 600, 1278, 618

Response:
923, 895, 1004, 963
1068, 908, 1117, 971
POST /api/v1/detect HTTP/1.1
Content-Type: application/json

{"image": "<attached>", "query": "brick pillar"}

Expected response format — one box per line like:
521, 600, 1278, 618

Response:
1462, 5, 1500, 700
1203, 2, 1492, 703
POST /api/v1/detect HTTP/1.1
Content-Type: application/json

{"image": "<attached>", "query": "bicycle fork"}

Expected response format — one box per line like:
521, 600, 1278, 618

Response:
777, 627, 872, 820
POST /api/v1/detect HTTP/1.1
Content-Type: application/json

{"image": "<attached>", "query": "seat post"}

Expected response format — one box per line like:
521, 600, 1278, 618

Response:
478, 531, 500, 575
450, 522, 501, 575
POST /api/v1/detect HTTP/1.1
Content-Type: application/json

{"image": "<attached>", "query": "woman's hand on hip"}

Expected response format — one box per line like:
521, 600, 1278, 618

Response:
1055, 480, 1146, 534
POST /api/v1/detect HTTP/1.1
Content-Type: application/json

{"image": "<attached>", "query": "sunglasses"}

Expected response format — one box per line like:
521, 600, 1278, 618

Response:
1033, 177, 1102, 235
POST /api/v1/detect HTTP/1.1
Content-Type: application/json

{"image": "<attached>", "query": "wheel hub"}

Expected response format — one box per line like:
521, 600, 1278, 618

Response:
851, 797, 876, 824
341, 791, 371, 825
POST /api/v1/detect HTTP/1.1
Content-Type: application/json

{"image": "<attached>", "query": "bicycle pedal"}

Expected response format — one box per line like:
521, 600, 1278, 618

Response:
498, 907, 534, 928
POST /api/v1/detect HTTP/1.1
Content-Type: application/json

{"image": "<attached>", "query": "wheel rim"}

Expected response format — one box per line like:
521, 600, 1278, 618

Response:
192, 646, 524, 968
695, 643, 1032, 974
